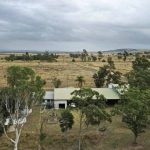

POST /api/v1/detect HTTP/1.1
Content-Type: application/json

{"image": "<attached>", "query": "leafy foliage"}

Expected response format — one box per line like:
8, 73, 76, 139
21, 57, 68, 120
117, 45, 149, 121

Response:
112, 89, 150, 144
70, 53, 80, 58
75, 76, 85, 88
107, 57, 115, 69
80, 49, 88, 62
7, 66, 35, 88
93, 65, 122, 87
128, 70, 150, 90
84, 105, 111, 127
132, 57, 150, 71
71, 88, 111, 127
5, 51, 58, 62
91, 55, 97, 62
71, 88, 111, 149
59, 109, 74, 133
97, 51, 103, 58
0, 66, 45, 150
123, 50, 129, 61
0, 66, 45, 133
127, 57, 150, 90
52, 78, 61, 88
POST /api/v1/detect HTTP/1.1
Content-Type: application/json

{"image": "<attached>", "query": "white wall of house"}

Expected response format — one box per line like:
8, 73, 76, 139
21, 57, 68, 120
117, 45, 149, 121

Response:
54, 100, 67, 109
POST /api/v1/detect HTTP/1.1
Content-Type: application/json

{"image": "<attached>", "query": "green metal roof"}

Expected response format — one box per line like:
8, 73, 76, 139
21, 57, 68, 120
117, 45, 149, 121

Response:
54, 88, 120, 100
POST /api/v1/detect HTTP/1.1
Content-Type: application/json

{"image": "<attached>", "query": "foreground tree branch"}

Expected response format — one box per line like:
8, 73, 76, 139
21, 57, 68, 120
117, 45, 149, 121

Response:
0, 66, 45, 150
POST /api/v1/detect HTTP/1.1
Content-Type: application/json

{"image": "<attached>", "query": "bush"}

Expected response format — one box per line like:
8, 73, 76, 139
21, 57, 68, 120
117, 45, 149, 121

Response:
40, 133, 47, 141
72, 58, 75, 62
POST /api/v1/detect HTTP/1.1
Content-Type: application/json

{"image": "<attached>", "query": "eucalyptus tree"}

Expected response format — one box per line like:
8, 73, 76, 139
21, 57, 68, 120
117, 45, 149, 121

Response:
127, 57, 150, 90
97, 51, 103, 58
93, 65, 121, 87
117, 57, 150, 144
0, 66, 45, 150
80, 49, 88, 62
91, 55, 97, 62
71, 88, 111, 150
59, 109, 74, 141
93, 65, 109, 87
123, 50, 129, 61
127, 70, 150, 90
84, 104, 111, 129
107, 56, 115, 69
112, 89, 150, 144
132, 57, 150, 71
107, 71, 122, 85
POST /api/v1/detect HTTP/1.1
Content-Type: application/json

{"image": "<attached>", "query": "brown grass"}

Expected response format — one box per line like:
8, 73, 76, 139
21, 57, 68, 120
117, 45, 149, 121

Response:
0, 106, 150, 150
1, 54, 149, 150
0, 54, 133, 90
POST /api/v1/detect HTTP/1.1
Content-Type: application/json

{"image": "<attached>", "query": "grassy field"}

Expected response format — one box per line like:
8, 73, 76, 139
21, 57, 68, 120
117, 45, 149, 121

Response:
0, 106, 150, 150
0, 54, 133, 90
1, 53, 149, 150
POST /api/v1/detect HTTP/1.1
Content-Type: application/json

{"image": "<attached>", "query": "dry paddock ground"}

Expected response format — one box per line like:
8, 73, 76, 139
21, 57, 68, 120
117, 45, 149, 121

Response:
0, 106, 150, 150
0, 54, 150, 150
0, 54, 133, 90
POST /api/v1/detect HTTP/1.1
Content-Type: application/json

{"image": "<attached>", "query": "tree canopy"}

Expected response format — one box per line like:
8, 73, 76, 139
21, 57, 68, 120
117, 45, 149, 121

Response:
132, 57, 150, 71
112, 89, 150, 144
93, 65, 122, 87
71, 88, 111, 150
0, 66, 45, 150
59, 109, 74, 141
127, 57, 150, 90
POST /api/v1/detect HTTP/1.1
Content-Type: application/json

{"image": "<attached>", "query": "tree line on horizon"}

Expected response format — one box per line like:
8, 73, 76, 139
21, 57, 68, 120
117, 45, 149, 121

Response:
4, 51, 58, 62
70, 49, 150, 62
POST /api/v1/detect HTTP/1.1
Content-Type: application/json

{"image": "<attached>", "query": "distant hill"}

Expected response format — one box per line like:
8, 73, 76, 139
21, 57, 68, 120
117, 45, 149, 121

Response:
0, 49, 73, 54
0, 48, 150, 54
0, 49, 43, 54
104, 48, 150, 54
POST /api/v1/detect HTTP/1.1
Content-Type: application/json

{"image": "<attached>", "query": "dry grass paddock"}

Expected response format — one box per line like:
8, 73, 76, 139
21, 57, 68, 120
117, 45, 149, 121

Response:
0, 106, 150, 150
1, 53, 149, 150
0, 54, 133, 90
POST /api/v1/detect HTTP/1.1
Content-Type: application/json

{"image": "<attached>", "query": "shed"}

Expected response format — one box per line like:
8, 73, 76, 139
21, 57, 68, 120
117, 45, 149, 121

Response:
54, 88, 120, 108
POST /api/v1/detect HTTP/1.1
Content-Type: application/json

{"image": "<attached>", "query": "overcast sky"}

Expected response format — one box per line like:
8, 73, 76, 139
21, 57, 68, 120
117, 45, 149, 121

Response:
0, 0, 150, 51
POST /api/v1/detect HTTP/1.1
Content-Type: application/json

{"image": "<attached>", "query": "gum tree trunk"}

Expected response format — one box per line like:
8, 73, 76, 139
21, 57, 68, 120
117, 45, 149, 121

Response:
14, 142, 18, 150
14, 128, 19, 150
78, 111, 83, 150
133, 134, 137, 144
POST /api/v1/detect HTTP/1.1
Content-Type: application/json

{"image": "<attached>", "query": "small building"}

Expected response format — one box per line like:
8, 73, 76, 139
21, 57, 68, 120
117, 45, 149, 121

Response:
43, 87, 120, 109
54, 88, 120, 108
43, 91, 54, 109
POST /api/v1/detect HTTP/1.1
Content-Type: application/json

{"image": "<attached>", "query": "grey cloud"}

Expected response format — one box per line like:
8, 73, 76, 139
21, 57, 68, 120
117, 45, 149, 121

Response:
0, 0, 150, 50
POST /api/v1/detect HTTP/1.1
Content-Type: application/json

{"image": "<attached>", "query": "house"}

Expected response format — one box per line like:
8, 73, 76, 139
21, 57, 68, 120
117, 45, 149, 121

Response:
43, 87, 121, 109
43, 91, 54, 108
